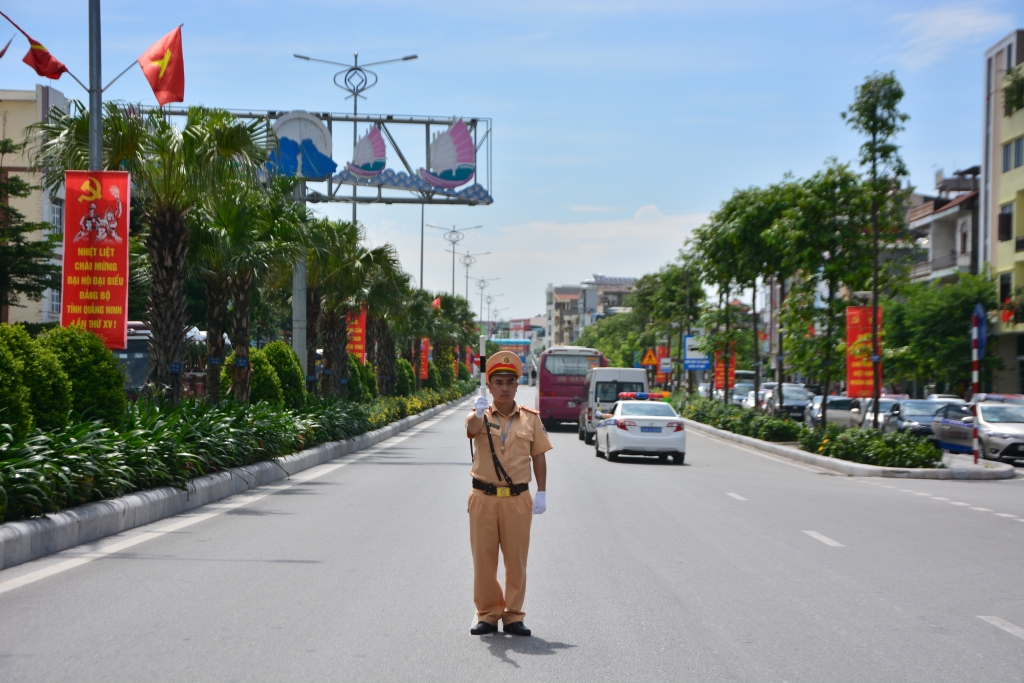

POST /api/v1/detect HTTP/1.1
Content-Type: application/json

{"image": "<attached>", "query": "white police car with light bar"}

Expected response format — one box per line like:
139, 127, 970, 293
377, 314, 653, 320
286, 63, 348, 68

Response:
594, 393, 685, 464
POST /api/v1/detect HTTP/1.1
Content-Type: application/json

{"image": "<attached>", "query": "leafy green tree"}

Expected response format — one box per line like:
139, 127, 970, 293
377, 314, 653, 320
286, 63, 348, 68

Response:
575, 311, 646, 368
38, 326, 126, 426
883, 272, 999, 392
842, 71, 910, 427
770, 161, 872, 424
33, 102, 270, 403
221, 347, 282, 405
0, 137, 61, 313
0, 324, 72, 431
396, 358, 415, 397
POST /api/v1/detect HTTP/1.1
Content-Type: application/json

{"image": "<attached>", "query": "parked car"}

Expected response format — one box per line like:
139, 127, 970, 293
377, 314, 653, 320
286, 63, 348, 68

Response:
932, 401, 1024, 461
744, 390, 770, 411
882, 399, 951, 438
806, 395, 861, 428
858, 396, 908, 430
594, 400, 686, 464
579, 367, 648, 445
804, 395, 823, 427
767, 385, 814, 421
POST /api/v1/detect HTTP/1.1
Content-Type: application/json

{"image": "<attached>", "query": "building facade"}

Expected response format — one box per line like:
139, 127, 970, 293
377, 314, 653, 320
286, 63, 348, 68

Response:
908, 169, 980, 284
0, 86, 68, 325
984, 31, 1024, 392
577, 274, 636, 338
544, 284, 581, 347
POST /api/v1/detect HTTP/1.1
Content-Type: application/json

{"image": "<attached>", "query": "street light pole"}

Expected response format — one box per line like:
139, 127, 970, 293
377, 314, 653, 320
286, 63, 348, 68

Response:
460, 250, 490, 300
428, 224, 481, 296
88, 0, 102, 171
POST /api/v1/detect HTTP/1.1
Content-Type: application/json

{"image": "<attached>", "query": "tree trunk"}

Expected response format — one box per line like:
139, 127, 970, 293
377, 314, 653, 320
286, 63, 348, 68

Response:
723, 286, 731, 407
378, 320, 397, 396
821, 283, 836, 428
204, 278, 228, 405
305, 286, 321, 395
752, 283, 760, 413
320, 307, 350, 399
776, 277, 786, 412
228, 271, 254, 403
144, 207, 190, 403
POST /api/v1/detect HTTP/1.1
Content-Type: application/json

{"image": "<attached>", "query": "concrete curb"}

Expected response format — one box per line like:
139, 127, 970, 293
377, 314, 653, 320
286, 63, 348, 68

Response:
0, 393, 474, 571
682, 418, 1017, 480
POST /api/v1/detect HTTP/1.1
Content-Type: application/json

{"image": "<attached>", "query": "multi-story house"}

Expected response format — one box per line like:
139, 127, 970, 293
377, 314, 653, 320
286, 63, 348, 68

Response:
544, 284, 581, 347
0, 86, 68, 325
908, 168, 980, 284
983, 31, 1024, 392
577, 274, 635, 338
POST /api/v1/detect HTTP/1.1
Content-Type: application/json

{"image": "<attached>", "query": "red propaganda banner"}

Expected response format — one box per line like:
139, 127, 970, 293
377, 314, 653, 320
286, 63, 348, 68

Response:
61, 171, 130, 349
714, 345, 736, 390
419, 338, 430, 380
346, 306, 367, 363
846, 306, 882, 398
655, 345, 670, 384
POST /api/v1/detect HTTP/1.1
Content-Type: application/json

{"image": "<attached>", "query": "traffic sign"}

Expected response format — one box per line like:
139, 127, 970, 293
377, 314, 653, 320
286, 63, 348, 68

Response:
683, 335, 711, 370
641, 348, 659, 366
659, 357, 673, 373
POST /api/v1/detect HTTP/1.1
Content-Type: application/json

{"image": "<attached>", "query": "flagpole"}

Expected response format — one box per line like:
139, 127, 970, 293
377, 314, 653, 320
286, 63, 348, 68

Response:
88, 0, 102, 171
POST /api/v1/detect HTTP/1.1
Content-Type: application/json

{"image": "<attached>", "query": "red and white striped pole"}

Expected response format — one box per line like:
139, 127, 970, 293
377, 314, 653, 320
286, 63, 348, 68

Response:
971, 312, 979, 464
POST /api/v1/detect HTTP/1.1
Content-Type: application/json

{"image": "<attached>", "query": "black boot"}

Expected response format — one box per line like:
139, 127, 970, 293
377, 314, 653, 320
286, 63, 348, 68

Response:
503, 621, 531, 636
470, 621, 498, 635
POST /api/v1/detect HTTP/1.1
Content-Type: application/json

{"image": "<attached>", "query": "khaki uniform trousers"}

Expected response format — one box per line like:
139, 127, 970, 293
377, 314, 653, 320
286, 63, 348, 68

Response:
468, 488, 533, 625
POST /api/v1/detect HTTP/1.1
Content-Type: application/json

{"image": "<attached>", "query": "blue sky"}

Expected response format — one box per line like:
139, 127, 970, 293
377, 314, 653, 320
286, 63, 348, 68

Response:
5, 1, 1023, 321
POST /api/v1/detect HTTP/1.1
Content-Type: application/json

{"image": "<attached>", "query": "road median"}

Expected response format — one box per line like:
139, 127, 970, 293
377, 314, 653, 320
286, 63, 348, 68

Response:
0, 394, 473, 571
683, 418, 1017, 480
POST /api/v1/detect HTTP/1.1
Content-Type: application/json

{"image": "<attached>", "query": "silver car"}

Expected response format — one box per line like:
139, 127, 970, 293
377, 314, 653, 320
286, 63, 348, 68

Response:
932, 402, 1024, 461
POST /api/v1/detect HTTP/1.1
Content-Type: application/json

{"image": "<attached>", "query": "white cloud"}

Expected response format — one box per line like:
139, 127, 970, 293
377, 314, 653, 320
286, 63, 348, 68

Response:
892, 6, 1010, 70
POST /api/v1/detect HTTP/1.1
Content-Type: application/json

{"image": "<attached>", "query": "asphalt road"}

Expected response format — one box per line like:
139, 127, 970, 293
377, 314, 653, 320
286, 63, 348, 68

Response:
2, 386, 1024, 682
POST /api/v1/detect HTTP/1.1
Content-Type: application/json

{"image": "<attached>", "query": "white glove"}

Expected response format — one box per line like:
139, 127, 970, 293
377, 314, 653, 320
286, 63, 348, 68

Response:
474, 395, 489, 417
532, 491, 546, 515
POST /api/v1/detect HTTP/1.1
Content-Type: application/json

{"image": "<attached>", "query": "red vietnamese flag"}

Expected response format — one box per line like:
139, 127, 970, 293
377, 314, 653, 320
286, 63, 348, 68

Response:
431, 296, 441, 310
0, 11, 68, 79
138, 26, 184, 106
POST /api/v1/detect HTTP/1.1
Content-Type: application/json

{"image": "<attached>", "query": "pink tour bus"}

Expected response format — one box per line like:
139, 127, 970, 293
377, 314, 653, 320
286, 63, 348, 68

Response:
536, 346, 608, 429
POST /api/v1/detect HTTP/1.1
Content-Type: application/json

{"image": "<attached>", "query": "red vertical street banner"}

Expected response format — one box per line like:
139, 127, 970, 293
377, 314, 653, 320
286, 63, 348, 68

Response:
453, 345, 459, 377
467, 349, 474, 375
846, 306, 882, 398
655, 345, 670, 384
419, 338, 430, 380
714, 346, 736, 390
346, 306, 367, 363
61, 171, 130, 349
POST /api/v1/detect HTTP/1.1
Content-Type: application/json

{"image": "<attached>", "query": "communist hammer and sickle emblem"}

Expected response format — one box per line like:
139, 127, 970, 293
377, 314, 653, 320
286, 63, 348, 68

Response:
78, 177, 102, 203
152, 49, 172, 78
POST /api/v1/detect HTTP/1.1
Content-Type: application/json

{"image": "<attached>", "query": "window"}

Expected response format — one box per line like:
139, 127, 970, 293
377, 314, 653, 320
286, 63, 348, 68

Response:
596, 381, 645, 401
1005, 143, 1013, 172
620, 402, 677, 417
49, 288, 60, 315
1001, 272, 1012, 303
1016, 138, 1024, 169
543, 354, 598, 376
47, 198, 63, 234
944, 404, 972, 421
961, 229, 968, 254
1010, 44, 1015, 71
1000, 205, 1015, 242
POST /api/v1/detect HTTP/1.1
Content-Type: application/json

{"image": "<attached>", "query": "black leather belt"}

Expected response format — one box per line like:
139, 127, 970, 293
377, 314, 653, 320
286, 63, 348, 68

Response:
472, 478, 530, 497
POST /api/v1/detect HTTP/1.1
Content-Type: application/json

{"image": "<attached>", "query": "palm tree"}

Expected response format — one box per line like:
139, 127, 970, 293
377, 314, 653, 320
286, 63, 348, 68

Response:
364, 266, 410, 396
32, 102, 270, 402
393, 286, 434, 391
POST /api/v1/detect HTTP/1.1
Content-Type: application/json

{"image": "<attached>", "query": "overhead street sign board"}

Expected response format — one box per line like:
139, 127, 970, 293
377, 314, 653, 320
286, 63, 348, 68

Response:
683, 335, 711, 370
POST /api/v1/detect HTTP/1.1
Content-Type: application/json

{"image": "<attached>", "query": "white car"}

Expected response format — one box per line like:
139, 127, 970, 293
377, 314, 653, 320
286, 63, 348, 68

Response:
594, 400, 686, 464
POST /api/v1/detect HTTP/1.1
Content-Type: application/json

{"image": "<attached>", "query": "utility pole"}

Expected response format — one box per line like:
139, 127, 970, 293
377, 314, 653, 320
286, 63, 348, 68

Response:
88, 0, 102, 171
460, 250, 490, 300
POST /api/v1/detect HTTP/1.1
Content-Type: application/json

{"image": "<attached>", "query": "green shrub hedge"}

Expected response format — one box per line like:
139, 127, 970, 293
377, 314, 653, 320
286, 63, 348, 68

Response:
679, 397, 942, 468
0, 381, 477, 524
221, 348, 283, 406
38, 326, 125, 426
0, 342, 32, 439
0, 325, 72, 432
396, 359, 415, 397
262, 341, 305, 409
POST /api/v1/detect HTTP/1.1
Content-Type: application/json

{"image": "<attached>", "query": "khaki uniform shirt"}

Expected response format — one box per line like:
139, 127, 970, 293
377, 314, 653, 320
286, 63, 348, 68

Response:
466, 403, 552, 485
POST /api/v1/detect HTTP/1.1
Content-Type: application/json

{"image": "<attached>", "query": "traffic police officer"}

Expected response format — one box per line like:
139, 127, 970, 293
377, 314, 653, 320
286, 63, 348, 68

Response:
465, 352, 551, 636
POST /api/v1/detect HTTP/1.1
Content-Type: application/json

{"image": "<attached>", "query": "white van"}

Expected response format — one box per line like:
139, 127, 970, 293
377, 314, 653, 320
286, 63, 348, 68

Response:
578, 367, 649, 444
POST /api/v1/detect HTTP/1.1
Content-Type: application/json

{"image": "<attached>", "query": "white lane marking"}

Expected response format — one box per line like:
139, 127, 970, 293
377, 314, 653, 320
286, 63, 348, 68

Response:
883, 485, 896, 489
994, 513, 1018, 518
1017, 519, 1024, 523
803, 531, 844, 547
725, 493, 747, 501
932, 497, 949, 501
690, 431, 829, 473
979, 616, 1024, 641
913, 492, 930, 496
0, 432, 405, 596
970, 507, 994, 512
899, 489, 915, 492
950, 502, 970, 506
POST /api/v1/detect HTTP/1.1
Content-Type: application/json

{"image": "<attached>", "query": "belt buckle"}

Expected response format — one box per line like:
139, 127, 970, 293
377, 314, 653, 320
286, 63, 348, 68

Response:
496, 486, 511, 498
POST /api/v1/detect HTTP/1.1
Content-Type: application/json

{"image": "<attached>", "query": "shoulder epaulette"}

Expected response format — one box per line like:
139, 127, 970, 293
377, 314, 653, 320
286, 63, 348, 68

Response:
521, 406, 540, 414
